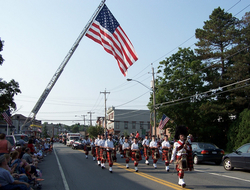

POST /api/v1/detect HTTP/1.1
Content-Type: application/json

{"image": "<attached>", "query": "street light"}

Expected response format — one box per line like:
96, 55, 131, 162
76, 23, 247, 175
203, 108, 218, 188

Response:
127, 71, 156, 137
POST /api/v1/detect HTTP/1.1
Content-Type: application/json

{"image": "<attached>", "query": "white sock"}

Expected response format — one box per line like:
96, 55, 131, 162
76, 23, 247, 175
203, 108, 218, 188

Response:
109, 167, 112, 171
126, 164, 129, 168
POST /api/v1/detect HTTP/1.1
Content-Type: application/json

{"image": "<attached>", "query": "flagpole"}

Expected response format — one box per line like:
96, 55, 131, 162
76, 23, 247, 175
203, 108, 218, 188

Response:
22, 0, 106, 129
7, 123, 9, 135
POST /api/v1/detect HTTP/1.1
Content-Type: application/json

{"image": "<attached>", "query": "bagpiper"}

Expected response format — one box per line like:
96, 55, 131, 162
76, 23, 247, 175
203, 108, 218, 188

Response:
119, 135, 125, 158
91, 137, 96, 161
82, 136, 91, 159
122, 136, 131, 168
95, 134, 101, 166
105, 134, 117, 173
131, 138, 142, 172
98, 134, 106, 168
162, 135, 170, 171
149, 135, 160, 169
170, 125, 193, 188
142, 135, 150, 165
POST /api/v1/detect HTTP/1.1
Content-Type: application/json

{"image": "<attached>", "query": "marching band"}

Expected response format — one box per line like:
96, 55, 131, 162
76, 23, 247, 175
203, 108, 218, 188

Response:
80, 126, 193, 188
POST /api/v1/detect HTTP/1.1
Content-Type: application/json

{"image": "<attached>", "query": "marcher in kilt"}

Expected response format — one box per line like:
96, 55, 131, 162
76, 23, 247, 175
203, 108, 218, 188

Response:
98, 134, 106, 168
149, 135, 160, 169
82, 136, 91, 159
119, 135, 125, 158
91, 137, 96, 161
122, 136, 131, 168
105, 134, 116, 173
170, 125, 193, 188
162, 135, 171, 171
186, 134, 193, 171
131, 138, 142, 172
95, 134, 101, 166
142, 135, 150, 165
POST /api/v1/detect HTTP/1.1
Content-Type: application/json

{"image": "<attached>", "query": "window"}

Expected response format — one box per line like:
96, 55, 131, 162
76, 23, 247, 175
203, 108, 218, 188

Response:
147, 122, 150, 129
115, 121, 120, 129
124, 121, 128, 129
140, 121, 144, 129
132, 121, 136, 129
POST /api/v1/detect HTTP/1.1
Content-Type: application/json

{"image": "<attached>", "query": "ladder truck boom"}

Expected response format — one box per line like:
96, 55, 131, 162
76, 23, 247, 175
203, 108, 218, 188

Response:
21, 0, 106, 129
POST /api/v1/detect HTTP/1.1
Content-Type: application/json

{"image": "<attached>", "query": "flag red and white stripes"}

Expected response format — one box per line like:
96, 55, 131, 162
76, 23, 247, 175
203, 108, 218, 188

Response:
86, 4, 138, 76
158, 114, 170, 130
1, 110, 12, 126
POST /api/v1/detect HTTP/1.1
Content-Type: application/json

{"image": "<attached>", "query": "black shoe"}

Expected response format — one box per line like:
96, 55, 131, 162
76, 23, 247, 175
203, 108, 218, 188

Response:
102, 166, 104, 169
110, 171, 112, 173
98, 164, 101, 166
126, 167, 129, 169
136, 170, 138, 172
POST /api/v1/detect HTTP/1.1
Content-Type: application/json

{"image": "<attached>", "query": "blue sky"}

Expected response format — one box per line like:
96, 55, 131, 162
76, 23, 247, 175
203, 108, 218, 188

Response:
1, 0, 249, 126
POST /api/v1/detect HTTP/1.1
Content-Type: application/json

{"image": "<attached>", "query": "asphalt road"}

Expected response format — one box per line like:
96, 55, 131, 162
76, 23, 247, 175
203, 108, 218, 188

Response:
37, 143, 250, 190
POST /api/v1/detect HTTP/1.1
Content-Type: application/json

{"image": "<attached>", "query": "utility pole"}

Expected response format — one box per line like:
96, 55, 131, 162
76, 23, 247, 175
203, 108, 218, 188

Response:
87, 112, 95, 126
100, 89, 110, 133
82, 115, 87, 126
75, 115, 87, 126
152, 67, 157, 136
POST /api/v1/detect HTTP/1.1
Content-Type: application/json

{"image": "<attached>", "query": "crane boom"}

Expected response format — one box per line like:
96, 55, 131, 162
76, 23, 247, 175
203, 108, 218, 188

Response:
21, 0, 106, 129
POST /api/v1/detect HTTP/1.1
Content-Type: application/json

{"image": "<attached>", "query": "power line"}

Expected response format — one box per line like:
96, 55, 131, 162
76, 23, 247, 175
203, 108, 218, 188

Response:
155, 77, 250, 107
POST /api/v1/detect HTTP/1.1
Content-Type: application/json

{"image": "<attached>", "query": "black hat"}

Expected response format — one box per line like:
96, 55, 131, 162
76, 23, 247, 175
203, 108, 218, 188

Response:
125, 136, 128, 139
174, 125, 188, 140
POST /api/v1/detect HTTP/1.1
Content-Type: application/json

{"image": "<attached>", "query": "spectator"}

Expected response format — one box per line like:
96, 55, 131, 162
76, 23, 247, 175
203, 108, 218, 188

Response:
135, 131, 139, 138
0, 133, 12, 156
27, 140, 35, 155
0, 155, 31, 190
19, 136, 27, 148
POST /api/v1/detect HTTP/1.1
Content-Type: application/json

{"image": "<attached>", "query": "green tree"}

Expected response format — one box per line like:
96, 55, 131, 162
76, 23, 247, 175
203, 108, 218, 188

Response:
227, 108, 250, 151
0, 38, 21, 112
87, 126, 104, 138
72, 124, 79, 133
154, 48, 206, 138
0, 39, 4, 65
194, 7, 240, 148
42, 123, 49, 138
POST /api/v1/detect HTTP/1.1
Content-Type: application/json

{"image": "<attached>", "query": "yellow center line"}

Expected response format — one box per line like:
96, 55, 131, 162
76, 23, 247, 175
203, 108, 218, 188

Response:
77, 149, 189, 189
114, 163, 190, 190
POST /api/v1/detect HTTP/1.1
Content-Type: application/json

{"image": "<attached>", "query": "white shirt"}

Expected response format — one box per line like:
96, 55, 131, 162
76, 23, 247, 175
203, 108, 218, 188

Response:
142, 139, 149, 146
97, 139, 105, 147
131, 143, 139, 150
95, 138, 100, 146
122, 142, 130, 150
82, 139, 90, 144
171, 140, 190, 161
149, 140, 157, 148
162, 140, 170, 148
119, 138, 125, 145
105, 139, 114, 149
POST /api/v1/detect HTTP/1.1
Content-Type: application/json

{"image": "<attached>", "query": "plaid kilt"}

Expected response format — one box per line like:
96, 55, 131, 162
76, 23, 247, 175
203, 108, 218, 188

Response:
92, 147, 96, 157
131, 151, 142, 161
151, 148, 160, 160
123, 149, 131, 158
162, 149, 169, 161
106, 150, 116, 163
96, 147, 101, 160
100, 148, 106, 160
143, 147, 150, 157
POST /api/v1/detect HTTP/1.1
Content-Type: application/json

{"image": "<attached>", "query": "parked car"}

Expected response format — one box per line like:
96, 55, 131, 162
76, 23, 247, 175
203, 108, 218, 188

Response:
222, 143, 250, 171
192, 142, 224, 165
14, 134, 29, 146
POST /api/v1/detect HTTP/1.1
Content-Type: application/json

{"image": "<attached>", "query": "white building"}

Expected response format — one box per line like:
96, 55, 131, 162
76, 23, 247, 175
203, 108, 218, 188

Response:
106, 107, 150, 138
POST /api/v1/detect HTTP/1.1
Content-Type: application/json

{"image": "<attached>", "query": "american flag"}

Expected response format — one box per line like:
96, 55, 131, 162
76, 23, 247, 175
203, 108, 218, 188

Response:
1, 109, 12, 126
158, 114, 170, 130
86, 4, 138, 76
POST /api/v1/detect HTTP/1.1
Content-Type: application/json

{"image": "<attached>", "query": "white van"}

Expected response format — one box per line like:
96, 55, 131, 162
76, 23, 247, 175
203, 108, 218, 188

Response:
66, 133, 81, 146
